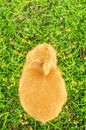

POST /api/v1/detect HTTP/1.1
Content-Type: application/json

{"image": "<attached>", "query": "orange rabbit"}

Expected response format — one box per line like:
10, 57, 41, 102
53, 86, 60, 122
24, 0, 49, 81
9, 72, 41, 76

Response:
19, 44, 67, 123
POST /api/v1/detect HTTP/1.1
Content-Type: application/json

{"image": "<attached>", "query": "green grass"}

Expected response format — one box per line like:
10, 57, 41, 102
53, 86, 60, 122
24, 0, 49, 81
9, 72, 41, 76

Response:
0, 0, 86, 129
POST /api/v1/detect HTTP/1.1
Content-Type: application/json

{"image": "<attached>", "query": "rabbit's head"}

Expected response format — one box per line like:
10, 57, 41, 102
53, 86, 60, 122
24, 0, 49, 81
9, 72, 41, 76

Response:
28, 44, 57, 75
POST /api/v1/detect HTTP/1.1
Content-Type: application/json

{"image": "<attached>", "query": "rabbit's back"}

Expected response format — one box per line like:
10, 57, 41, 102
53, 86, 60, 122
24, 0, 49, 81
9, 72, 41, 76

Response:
19, 67, 67, 123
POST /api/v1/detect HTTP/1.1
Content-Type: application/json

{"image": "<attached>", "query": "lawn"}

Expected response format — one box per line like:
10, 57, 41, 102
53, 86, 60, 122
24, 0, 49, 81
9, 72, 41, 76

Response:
0, 0, 86, 129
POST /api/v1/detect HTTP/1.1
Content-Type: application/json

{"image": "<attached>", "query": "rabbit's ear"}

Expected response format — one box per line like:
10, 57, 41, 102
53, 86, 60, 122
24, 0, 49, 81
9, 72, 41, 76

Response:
43, 62, 50, 75
30, 60, 41, 68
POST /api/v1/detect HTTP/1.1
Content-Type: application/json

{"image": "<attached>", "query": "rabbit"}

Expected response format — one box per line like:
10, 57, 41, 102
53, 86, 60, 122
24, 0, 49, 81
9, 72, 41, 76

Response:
18, 43, 67, 123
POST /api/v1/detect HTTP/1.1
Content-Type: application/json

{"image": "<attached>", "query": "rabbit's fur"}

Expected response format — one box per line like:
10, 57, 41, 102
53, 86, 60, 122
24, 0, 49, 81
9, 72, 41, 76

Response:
19, 44, 67, 123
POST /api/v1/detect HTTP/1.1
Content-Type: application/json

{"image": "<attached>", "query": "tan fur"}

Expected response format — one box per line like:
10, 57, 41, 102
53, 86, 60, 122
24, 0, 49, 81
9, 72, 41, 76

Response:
19, 44, 67, 123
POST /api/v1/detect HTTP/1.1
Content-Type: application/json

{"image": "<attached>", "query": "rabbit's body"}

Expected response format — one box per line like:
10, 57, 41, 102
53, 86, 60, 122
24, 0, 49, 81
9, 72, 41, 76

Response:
19, 44, 67, 123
